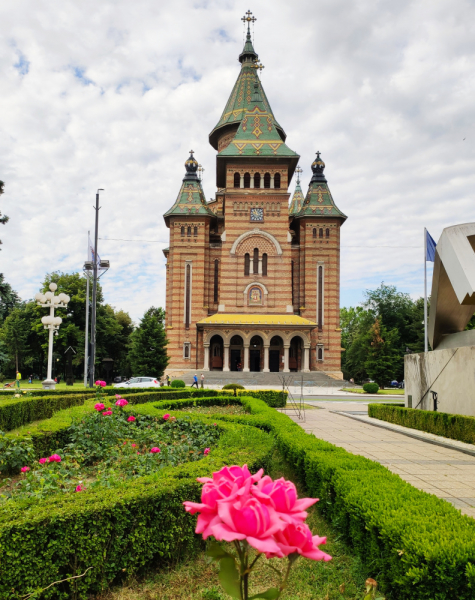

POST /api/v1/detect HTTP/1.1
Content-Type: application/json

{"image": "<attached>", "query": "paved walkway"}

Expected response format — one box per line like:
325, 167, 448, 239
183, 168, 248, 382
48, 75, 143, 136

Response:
287, 401, 475, 517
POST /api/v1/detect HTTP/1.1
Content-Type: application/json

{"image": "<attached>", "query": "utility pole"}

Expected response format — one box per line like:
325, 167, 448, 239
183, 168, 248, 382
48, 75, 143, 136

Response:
89, 190, 103, 387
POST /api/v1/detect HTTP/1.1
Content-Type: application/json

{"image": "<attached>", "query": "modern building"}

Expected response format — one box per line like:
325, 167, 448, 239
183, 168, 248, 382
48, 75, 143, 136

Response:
163, 15, 347, 375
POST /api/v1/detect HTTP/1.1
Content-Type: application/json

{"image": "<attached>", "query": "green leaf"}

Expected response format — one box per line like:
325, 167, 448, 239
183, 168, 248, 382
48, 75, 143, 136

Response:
219, 556, 242, 599
249, 588, 280, 599
206, 540, 234, 561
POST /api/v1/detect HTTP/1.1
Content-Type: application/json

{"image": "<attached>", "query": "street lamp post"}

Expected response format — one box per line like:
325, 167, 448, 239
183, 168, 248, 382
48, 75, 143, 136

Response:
35, 282, 70, 389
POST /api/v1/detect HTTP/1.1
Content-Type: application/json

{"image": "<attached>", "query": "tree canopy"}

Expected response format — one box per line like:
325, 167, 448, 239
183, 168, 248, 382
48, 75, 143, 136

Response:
128, 307, 169, 378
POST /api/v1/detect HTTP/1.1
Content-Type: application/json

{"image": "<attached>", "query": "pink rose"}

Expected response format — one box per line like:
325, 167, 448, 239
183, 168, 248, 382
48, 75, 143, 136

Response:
270, 522, 332, 561
163, 414, 170, 421
76, 485, 83, 492
127, 415, 136, 422
213, 423, 217, 426
169, 415, 176, 421
252, 476, 317, 522
204, 448, 210, 456
131, 444, 136, 448
21, 466, 30, 473
49, 454, 61, 463
102, 410, 112, 416
211, 497, 286, 556
115, 398, 128, 407
95, 380, 106, 387
115, 394, 122, 399
94, 403, 105, 411
150, 447, 161, 453
39, 458, 47, 464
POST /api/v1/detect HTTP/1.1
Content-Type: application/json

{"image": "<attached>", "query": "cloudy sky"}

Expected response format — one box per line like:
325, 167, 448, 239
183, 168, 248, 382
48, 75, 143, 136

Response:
1, 0, 475, 322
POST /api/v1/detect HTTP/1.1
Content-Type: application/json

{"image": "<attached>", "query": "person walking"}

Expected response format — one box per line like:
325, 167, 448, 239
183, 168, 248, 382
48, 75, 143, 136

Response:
191, 373, 199, 388
16, 371, 21, 390
200, 373, 205, 388
28, 374, 32, 384
166, 374, 170, 386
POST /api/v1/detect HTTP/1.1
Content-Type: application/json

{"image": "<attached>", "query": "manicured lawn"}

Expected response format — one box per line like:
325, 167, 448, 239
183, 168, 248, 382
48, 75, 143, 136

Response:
97, 452, 372, 600
342, 387, 404, 395
175, 404, 247, 415
0, 380, 89, 390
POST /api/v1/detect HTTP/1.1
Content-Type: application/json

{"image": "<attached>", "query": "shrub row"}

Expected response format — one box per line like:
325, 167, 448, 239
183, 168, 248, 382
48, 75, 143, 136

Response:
369, 403, 475, 445
0, 410, 274, 598
209, 397, 475, 599
235, 389, 286, 408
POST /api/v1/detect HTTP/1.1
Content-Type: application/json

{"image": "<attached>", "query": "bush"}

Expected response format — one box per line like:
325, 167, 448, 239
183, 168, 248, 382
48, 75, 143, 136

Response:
0, 413, 274, 598
170, 379, 186, 388
222, 383, 245, 390
369, 403, 475, 445
236, 389, 286, 408
362, 382, 379, 394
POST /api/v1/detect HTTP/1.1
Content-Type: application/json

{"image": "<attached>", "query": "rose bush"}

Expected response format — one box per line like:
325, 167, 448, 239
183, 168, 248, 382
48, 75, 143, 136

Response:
184, 464, 331, 599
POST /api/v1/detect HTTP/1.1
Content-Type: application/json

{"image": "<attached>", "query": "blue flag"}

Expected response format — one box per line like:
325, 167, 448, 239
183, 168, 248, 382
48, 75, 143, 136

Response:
426, 230, 436, 262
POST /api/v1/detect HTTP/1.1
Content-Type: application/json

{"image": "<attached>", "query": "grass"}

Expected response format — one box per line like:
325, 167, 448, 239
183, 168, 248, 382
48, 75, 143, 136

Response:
175, 405, 247, 415
97, 451, 373, 600
0, 380, 89, 390
341, 388, 404, 395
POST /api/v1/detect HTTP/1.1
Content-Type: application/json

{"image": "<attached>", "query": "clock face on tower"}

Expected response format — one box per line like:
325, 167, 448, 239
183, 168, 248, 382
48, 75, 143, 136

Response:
250, 207, 264, 222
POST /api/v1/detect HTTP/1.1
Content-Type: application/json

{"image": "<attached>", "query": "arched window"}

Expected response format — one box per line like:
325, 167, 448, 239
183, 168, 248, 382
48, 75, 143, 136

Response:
234, 172, 240, 188
274, 173, 281, 189
187, 226, 191, 237
193, 226, 198, 237
181, 226, 185, 237
319, 228, 323, 238
254, 172, 261, 188
264, 173, 271, 189
317, 347, 323, 361
262, 253, 268, 276
313, 228, 316, 238
213, 260, 219, 303
244, 173, 251, 188
244, 253, 250, 276
326, 228, 330, 238
253, 248, 259, 274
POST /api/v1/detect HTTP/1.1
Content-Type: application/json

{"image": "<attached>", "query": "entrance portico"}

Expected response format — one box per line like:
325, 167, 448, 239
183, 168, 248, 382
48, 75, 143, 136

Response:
197, 314, 315, 373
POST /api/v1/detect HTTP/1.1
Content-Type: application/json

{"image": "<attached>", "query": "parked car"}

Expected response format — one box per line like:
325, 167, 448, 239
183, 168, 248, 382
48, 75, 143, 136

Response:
390, 380, 399, 388
113, 377, 161, 388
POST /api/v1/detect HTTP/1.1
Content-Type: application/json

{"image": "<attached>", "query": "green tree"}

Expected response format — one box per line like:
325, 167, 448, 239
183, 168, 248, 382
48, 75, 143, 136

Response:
129, 307, 169, 377
0, 274, 21, 323
1, 306, 30, 372
0, 180, 8, 249
364, 319, 400, 389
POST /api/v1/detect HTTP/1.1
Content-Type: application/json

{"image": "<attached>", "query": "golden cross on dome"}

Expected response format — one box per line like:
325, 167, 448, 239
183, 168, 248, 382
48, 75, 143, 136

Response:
242, 10, 256, 30
253, 62, 265, 72
295, 166, 303, 183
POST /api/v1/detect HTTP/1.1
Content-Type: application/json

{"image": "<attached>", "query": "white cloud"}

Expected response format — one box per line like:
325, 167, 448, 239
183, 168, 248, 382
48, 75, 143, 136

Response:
1, 0, 475, 320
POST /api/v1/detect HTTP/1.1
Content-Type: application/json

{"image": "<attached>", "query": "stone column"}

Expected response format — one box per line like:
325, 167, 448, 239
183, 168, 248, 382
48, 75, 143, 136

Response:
223, 345, 230, 372
303, 347, 310, 372
250, 174, 254, 189
270, 174, 275, 189
258, 258, 263, 275
260, 176, 264, 189
263, 345, 270, 372
240, 174, 244, 189
243, 344, 250, 372
283, 345, 290, 372
203, 345, 210, 371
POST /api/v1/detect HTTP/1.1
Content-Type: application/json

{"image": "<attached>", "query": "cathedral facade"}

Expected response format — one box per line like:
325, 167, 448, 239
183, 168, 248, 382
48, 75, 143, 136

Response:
163, 18, 347, 375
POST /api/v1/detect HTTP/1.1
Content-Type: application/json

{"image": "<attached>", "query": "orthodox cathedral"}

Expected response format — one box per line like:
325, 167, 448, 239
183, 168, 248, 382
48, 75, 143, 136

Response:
163, 13, 347, 375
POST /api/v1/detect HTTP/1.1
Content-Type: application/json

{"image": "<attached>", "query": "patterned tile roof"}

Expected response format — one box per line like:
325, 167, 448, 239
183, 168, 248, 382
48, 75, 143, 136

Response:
196, 314, 317, 326
289, 181, 305, 215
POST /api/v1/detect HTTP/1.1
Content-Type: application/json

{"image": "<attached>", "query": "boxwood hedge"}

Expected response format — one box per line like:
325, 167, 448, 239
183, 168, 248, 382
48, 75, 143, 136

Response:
0, 406, 274, 598
369, 403, 475, 445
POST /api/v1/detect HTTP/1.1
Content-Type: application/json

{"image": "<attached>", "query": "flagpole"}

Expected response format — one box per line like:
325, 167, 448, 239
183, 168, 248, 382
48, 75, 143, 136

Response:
424, 227, 428, 353
84, 231, 90, 387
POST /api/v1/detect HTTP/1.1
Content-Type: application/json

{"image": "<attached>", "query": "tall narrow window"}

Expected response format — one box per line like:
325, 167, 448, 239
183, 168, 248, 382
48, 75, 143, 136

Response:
185, 263, 191, 329
264, 173, 271, 188
317, 265, 323, 330
194, 226, 198, 237
313, 228, 316, 238
291, 261, 294, 305
326, 228, 330, 238
234, 172, 240, 188
181, 226, 185, 237
214, 260, 219, 303
183, 343, 190, 358
254, 172, 261, 188
319, 228, 323, 238
317, 347, 323, 361
262, 253, 268, 276
244, 253, 250, 276
253, 248, 259, 274
187, 226, 191, 237
274, 173, 281, 189
244, 173, 251, 188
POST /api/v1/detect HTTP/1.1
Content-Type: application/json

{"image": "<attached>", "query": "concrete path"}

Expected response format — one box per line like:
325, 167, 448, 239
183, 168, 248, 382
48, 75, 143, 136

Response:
286, 401, 475, 517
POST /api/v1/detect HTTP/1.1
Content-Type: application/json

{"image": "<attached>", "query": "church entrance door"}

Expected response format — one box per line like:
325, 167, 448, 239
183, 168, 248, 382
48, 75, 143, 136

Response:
231, 350, 241, 371
269, 350, 280, 372
250, 350, 261, 372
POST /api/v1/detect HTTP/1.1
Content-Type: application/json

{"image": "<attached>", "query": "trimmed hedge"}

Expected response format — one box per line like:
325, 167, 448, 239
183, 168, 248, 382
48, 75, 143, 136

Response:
0, 409, 274, 598
0, 393, 89, 432
369, 403, 475, 445
235, 389, 287, 408
363, 382, 379, 394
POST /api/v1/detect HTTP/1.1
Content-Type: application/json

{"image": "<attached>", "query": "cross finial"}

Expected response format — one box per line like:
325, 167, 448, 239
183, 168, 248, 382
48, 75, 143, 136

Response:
189, 149, 194, 155
295, 166, 303, 184
316, 151, 321, 159
241, 10, 256, 32
253, 62, 265, 72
